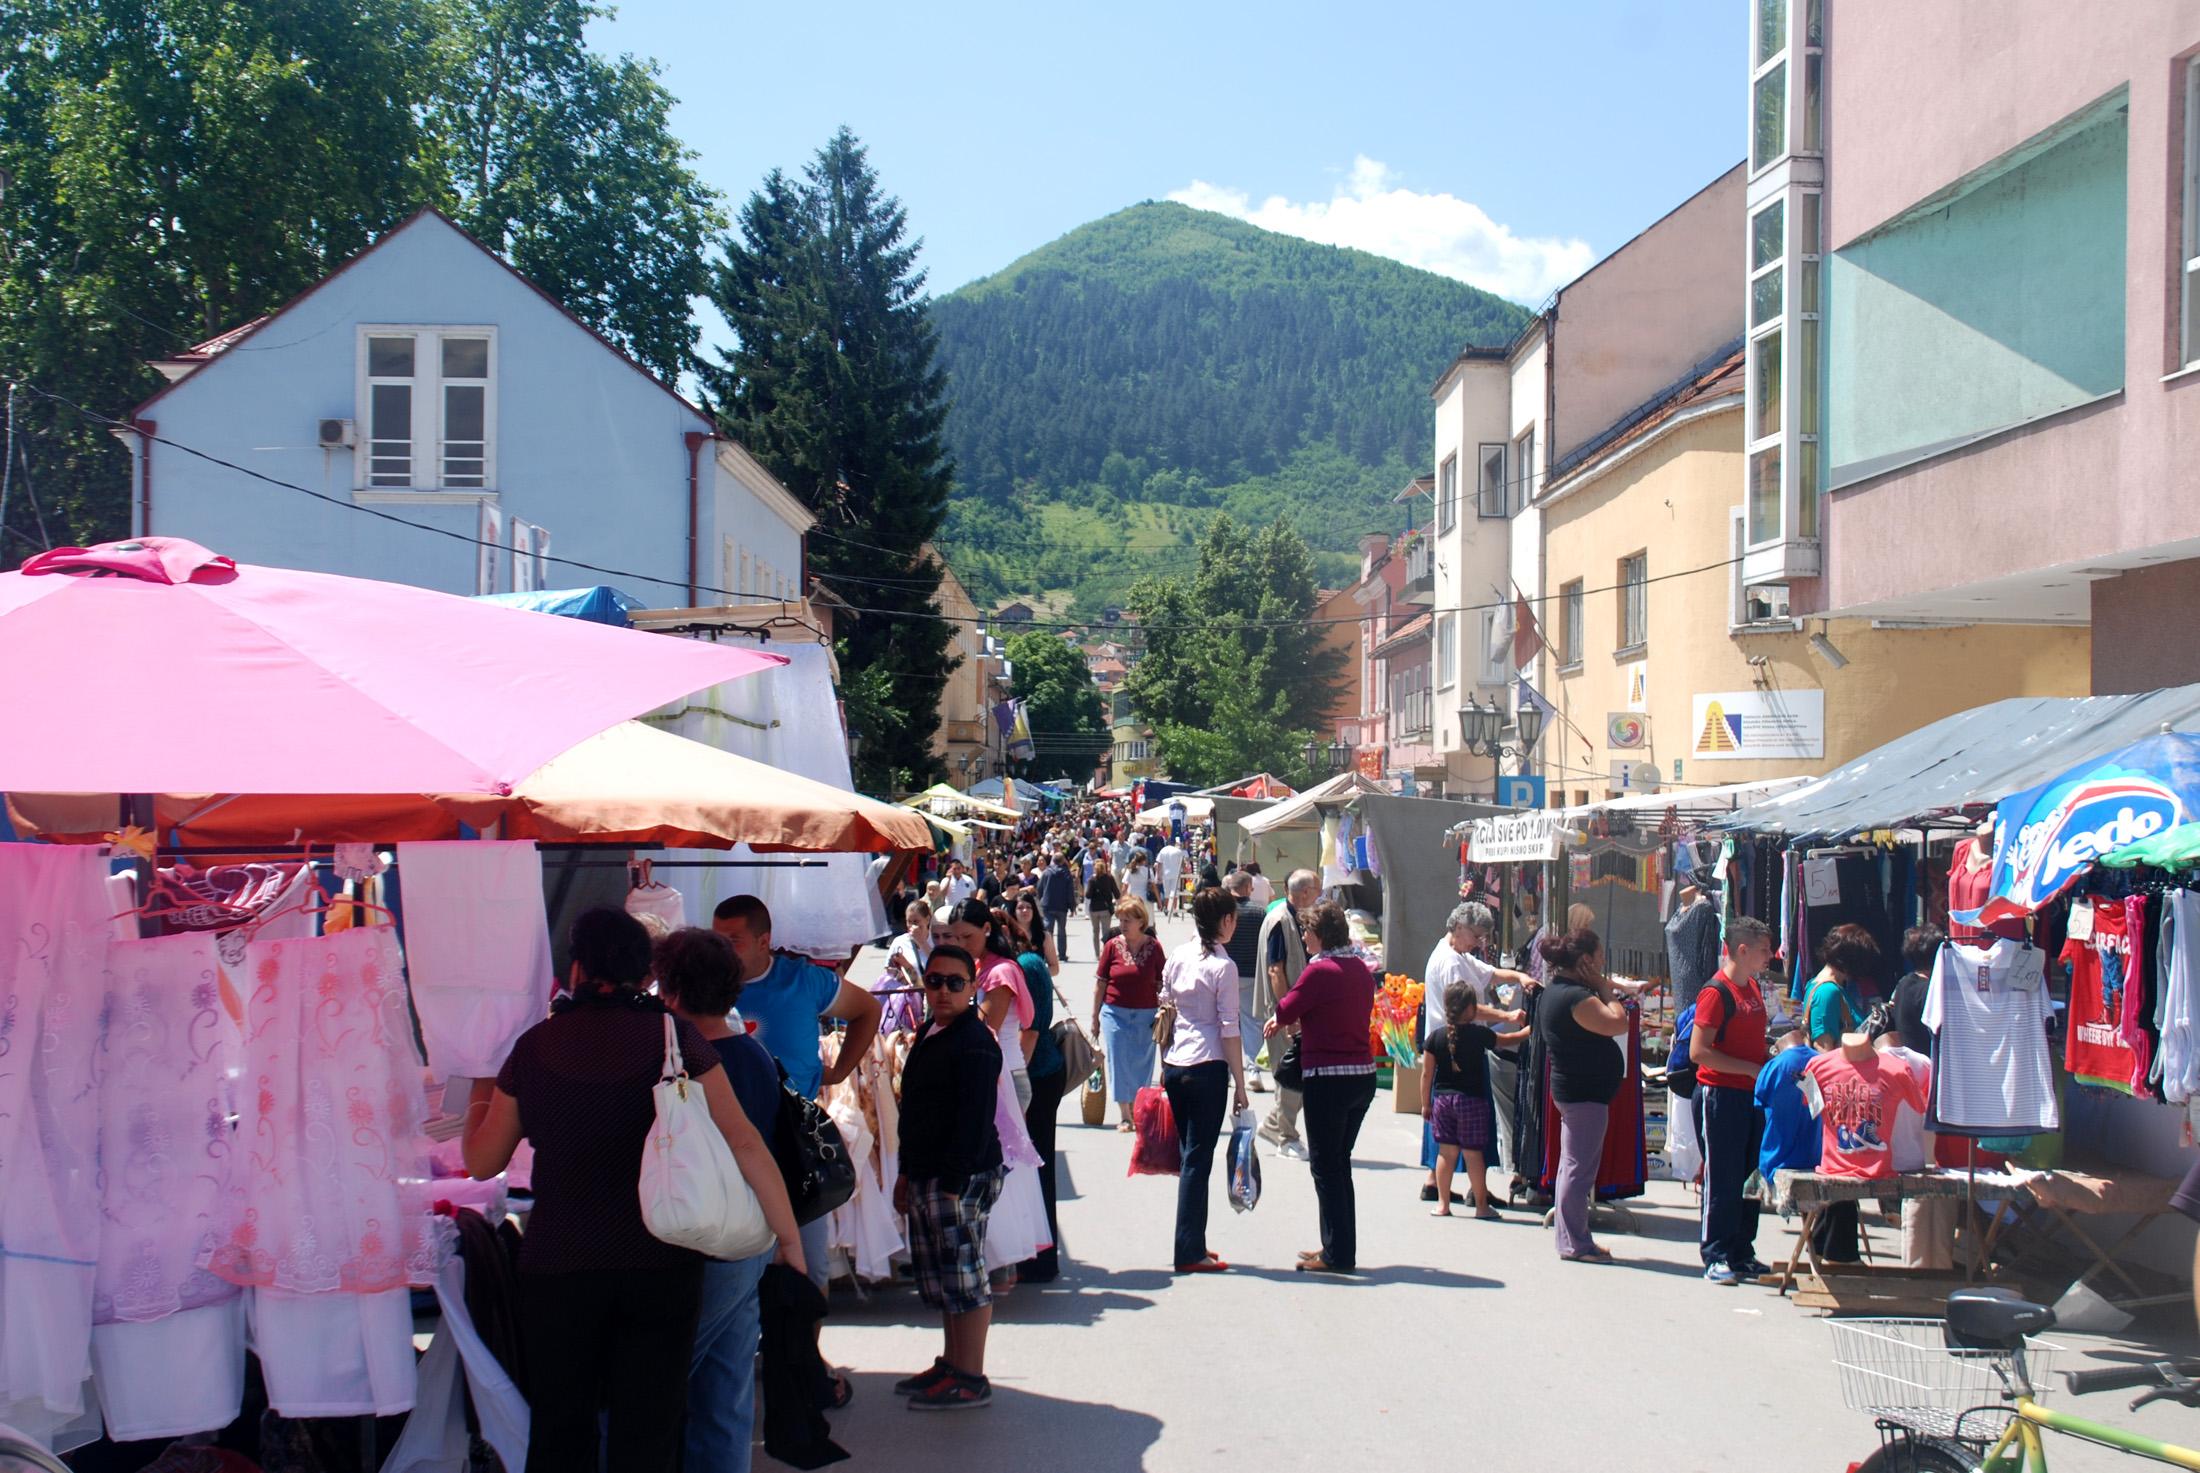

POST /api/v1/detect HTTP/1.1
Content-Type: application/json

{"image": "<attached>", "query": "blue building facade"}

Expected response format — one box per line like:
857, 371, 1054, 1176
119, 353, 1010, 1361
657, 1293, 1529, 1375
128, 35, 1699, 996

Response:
121, 210, 812, 606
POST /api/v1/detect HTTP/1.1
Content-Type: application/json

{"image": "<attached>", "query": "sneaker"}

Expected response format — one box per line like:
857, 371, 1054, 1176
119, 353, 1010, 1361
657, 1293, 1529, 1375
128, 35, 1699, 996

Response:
1736, 1257, 1773, 1279
1277, 1141, 1308, 1161
1703, 1261, 1738, 1286
895, 1358, 954, 1396
909, 1372, 992, 1410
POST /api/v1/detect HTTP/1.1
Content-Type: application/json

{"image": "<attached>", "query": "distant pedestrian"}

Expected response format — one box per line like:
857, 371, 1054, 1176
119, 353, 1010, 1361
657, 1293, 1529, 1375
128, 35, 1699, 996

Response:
1246, 862, 1274, 910
1092, 897, 1165, 1129
1036, 853, 1077, 961
1084, 855, 1121, 960
1692, 917, 1775, 1286
1156, 837, 1187, 916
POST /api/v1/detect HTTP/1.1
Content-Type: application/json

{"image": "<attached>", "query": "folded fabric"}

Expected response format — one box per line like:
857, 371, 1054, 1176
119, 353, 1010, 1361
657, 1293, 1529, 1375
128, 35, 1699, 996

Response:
397, 841, 555, 1079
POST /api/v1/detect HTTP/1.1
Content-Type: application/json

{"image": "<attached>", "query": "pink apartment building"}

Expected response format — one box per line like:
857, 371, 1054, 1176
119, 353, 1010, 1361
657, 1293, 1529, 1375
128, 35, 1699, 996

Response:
1743, 0, 2200, 692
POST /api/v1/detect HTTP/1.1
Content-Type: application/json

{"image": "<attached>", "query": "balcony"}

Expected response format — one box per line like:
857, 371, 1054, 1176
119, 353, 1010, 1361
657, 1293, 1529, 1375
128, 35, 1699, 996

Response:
1401, 536, 1435, 605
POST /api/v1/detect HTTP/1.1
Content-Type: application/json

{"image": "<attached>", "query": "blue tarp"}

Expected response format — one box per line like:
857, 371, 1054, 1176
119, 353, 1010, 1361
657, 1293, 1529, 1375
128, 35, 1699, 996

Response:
474, 586, 641, 627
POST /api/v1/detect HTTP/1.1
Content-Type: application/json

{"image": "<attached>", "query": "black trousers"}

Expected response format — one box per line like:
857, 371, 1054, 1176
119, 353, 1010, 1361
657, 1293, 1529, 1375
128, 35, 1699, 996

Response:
1022, 1065, 1067, 1280
518, 1262, 704, 1473
1302, 1071, 1378, 1270
1163, 1060, 1229, 1267
1695, 1083, 1765, 1268
1813, 1199, 1862, 1263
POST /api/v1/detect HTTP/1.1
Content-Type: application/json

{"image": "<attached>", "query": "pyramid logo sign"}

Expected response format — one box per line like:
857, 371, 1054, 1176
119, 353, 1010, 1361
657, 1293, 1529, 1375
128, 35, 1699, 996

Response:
1697, 701, 1740, 754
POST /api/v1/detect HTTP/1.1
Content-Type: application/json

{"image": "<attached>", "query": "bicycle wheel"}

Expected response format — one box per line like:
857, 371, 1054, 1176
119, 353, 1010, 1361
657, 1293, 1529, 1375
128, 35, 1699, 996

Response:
1854, 1438, 1977, 1473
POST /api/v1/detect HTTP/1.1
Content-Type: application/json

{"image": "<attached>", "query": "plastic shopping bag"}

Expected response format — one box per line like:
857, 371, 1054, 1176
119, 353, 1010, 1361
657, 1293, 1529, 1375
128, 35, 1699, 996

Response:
1227, 1108, 1262, 1213
1128, 1085, 1180, 1176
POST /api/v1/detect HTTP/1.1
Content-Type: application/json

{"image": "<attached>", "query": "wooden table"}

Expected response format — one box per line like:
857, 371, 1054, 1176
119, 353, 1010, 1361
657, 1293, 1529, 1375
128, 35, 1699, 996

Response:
1769, 1169, 2024, 1310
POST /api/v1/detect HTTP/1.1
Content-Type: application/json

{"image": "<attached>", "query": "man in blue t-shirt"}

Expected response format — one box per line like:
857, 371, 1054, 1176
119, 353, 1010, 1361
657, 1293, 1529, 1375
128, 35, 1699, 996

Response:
713, 895, 882, 1296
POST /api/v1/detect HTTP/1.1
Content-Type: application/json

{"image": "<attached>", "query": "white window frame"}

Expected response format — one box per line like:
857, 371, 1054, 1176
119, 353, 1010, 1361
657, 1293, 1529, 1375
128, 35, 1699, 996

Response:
2184, 58, 2200, 366
1437, 454, 1458, 532
1476, 443, 1508, 518
1617, 552, 1648, 653
1435, 613, 1456, 690
1477, 608, 1507, 686
1559, 579, 1584, 669
355, 326, 499, 494
1511, 427, 1536, 512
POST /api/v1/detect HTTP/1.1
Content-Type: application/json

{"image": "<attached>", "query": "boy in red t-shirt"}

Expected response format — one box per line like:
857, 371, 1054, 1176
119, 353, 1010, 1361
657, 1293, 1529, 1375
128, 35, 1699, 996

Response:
1692, 916, 1776, 1285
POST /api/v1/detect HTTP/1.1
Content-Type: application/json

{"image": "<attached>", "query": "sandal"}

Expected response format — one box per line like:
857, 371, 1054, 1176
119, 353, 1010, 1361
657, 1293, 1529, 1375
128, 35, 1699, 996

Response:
1174, 1255, 1229, 1273
1294, 1255, 1352, 1274
824, 1369, 855, 1409
1561, 1249, 1616, 1264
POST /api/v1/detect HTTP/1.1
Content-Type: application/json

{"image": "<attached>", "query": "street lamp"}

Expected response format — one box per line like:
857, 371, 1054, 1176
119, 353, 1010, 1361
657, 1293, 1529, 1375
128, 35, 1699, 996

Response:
1303, 738, 1352, 776
1458, 696, 1545, 801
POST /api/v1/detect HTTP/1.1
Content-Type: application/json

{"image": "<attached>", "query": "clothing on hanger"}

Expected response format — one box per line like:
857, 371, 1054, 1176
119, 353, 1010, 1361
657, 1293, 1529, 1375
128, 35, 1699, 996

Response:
202, 927, 445, 1295
397, 841, 556, 1080
2156, 890, 2199, 1103
1923, 938, 2058, 1133
90, 1298, 247, 1443
0, 843, 111, 1435
2061, 898, 2147, 1096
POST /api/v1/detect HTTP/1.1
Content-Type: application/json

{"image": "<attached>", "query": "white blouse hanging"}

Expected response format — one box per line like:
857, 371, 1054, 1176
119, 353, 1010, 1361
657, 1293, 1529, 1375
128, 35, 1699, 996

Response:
201, 927, 445, 1294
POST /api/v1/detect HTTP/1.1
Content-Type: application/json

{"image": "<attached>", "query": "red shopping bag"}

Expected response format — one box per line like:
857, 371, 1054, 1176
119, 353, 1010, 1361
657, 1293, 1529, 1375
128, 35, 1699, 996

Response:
1128, 1085, 1180, 1176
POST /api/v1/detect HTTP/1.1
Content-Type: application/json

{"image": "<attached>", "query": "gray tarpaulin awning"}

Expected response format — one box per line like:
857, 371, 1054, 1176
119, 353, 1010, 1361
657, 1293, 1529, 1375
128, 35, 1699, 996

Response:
1716, 683, 2200, 838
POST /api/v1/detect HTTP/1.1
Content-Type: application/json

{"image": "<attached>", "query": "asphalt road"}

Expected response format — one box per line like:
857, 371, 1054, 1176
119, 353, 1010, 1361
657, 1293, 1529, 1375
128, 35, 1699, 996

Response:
825, 910, 2198, 1472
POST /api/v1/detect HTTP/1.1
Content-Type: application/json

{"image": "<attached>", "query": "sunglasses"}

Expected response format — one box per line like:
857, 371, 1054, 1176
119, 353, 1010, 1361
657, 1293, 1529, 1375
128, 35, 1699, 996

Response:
921, 970, 971, 993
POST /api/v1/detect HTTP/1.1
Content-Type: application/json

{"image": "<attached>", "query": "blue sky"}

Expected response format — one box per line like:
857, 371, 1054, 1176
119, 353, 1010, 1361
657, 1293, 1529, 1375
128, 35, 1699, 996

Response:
594, 0, 1745, 315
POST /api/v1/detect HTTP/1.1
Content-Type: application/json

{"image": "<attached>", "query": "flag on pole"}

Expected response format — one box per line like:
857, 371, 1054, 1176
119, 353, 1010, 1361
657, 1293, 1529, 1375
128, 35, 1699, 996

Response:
1516, 676, 1557, 728
1511, 589, 1543, 669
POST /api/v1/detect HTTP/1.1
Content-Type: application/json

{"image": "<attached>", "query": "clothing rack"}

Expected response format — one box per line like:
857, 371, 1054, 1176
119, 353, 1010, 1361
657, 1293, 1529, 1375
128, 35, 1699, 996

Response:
149, 844, 823, 869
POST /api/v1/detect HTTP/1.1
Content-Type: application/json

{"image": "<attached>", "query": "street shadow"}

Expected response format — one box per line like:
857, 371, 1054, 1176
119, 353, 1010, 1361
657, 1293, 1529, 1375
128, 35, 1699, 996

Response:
834, 1374, 1164, 1472
1222, 1262, 1505, 1291
830, 1263, 1168, 1332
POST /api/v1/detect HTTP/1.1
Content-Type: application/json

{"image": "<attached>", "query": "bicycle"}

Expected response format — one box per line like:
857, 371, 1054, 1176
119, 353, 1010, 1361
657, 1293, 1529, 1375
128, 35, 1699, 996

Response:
1830, 1288, 2200, 1471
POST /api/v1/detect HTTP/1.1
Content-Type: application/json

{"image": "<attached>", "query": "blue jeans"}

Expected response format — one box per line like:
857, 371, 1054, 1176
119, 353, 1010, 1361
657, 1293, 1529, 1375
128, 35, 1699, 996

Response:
1045, 908, 1071, 960
686, 1249, 773, 1473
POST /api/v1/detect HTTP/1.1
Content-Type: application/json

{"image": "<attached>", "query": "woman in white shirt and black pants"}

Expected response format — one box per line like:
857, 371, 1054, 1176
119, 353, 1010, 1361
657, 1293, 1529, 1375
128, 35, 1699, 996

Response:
1161, 887, 1251, 1274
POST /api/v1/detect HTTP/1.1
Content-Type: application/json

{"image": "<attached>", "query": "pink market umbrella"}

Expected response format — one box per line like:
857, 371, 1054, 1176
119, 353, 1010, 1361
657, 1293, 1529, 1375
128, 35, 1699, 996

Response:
0, 537, 785, 796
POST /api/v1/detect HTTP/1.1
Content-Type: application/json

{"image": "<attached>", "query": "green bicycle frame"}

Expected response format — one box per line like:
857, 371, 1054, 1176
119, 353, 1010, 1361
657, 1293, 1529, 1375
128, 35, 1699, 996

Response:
1970, 1397, 2200, 1471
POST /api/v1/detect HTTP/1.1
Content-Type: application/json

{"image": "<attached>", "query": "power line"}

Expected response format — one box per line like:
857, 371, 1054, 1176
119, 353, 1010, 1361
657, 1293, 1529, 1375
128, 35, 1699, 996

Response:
13, 380, 1747, 636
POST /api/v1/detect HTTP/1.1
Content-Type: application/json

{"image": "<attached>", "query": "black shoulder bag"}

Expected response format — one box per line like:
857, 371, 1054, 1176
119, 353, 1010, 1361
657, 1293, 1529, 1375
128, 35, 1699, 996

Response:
772, 1060, 856, 1226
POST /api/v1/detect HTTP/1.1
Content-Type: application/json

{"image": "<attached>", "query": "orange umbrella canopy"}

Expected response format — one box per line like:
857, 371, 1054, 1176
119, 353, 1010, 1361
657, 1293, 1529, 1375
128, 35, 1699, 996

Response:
10, 722, 930, 853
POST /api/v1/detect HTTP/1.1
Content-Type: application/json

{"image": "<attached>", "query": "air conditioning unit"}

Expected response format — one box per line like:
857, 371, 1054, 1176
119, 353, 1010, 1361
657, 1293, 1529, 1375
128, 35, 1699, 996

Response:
317, 418, 355, 449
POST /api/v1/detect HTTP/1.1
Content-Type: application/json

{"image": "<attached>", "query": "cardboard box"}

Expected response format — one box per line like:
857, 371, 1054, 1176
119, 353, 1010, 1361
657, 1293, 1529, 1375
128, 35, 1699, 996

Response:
1392, 1059, 1423, 1115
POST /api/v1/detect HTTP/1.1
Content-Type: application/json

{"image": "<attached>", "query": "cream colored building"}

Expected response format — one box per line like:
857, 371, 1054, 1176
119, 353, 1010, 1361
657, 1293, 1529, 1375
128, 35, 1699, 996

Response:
929, 550, 996, 781
1538, 354, 2088, 805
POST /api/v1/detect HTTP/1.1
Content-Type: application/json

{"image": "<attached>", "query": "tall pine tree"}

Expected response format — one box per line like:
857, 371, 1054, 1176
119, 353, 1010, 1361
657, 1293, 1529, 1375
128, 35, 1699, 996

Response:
703, 128, 956, 794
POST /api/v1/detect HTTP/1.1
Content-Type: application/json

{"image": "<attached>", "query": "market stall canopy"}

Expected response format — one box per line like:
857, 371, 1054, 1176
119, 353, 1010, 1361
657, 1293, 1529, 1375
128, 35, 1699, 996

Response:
1237, 771, 1387, 837
1716, 684, 2200, 839
8, 722, 933, 852
0, 539, 782, 795
1963, 732, 2200, 926
1197, 773, 1296, 800
1134, 795, 1213, 828
1556, 775, 1811, 824
900, 783, 1019, 821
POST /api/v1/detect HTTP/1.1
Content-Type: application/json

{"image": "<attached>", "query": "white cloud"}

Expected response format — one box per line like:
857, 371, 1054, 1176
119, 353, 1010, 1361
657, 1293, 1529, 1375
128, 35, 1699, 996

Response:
1169, 157, 1596, 304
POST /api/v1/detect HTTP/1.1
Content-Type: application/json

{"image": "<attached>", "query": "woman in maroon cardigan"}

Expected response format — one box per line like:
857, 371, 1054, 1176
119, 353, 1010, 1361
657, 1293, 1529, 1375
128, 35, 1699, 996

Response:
1264, 902, 1378, 1273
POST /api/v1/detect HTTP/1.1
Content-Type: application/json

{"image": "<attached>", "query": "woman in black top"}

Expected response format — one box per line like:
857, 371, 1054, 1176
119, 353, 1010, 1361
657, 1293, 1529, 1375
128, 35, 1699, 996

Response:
1531, 927, 1630, 1265
463, 908, 802, 1473
893, 944, 1008, 1409
1892, 923, 1943, 1055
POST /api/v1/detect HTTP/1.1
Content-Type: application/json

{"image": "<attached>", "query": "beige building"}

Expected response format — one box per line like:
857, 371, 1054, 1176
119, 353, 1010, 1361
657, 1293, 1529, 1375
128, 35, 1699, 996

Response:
1538, 353, 2089, 805
1107, 689, 1158, 789
929, 550, 997, 782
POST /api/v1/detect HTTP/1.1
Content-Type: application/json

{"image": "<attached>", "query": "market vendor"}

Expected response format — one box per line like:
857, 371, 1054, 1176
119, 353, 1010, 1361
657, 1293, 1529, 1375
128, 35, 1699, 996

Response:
1420, 901, 1535, 1200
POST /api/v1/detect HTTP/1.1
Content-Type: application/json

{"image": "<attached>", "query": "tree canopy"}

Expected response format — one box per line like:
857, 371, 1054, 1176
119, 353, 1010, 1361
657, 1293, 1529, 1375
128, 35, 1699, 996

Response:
1002, 631, 1109, 783
0, 0, 717, 553
701, 128, 957, 795
1122, 513, 1346, 788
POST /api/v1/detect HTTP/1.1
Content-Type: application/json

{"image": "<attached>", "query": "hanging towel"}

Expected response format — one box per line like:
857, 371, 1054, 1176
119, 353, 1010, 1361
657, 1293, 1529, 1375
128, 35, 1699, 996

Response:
397, 841, 556, 1079
0, 843, 112, 1437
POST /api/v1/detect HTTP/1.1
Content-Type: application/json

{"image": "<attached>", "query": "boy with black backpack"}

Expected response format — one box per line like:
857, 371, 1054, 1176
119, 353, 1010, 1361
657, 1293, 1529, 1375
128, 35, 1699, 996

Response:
1690, 915, 1777, 1285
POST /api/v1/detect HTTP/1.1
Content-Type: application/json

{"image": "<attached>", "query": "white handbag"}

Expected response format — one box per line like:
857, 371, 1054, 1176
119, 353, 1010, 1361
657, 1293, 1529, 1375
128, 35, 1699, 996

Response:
639, 1013, 775, 1260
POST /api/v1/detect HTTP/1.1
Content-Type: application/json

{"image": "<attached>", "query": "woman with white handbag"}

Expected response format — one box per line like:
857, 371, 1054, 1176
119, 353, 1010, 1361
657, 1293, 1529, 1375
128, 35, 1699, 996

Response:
464, 908, 802, 1473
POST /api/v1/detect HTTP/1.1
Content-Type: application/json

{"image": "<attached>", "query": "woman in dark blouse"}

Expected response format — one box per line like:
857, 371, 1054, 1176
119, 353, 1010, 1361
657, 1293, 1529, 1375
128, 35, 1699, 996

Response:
1266, 902, 1378, 1274
1531, 927, 1631, 1265
463, 908, 802, 1473
893, 944, 1007, 1409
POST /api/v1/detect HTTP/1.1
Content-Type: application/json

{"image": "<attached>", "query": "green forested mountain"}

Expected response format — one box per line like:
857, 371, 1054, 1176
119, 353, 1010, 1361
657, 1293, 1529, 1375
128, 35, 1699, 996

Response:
932, 201, 1531, 612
